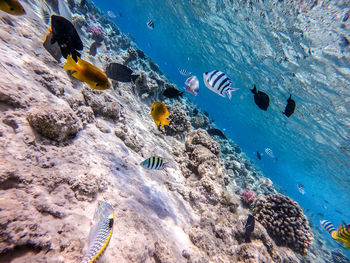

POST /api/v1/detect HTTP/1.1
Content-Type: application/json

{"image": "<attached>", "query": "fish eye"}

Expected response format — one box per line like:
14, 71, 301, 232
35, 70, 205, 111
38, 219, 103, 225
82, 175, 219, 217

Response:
96, 83, 100, 87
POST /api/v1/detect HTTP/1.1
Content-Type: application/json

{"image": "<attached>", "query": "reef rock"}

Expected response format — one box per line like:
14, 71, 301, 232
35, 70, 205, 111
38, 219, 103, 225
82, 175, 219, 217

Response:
164, 105, 191, 139
252, 193, 313, 254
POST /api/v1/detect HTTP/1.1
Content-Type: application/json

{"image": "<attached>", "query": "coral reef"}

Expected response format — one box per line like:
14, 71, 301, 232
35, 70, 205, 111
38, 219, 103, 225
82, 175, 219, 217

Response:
252, 194, 313, 254
86, 25, 105, 42
164, 105, 191, 139
241, 189, 257, 206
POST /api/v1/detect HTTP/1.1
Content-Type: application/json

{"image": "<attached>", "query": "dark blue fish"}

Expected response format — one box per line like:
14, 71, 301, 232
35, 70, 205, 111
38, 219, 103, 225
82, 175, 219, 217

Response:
207, 128, 227, 139
256, 151, 261, 160
245, 214, 255, 243
283, 94, 296, 117
251, 85, 269, 110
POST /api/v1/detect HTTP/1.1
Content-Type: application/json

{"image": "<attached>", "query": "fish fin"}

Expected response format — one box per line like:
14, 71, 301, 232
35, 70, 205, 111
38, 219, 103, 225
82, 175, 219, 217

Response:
288, 94, 292, 100
131, 74, 140, 82
63, 55, 77, 71
227, 88, 239, 100
180, 91, 184, 97
160, 118, 170, 129
251, 85, 257, 94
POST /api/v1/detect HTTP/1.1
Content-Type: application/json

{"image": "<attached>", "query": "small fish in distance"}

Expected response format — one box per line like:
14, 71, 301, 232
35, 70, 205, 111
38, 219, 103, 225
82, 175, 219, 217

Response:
185, 76, 199, 96
107, 10, 116, 18
105, 63, 139, 82
251, 85, 269, 110
283, 94, 296, 117
264, 148, 274, 158
179, 69, 192, 76
50, 15, 83, 62
207, 128, 227, 139
140, 156, 166, 170
162, 86, 184, 101
244, 215, 255, 243
63, 55, 110, 90
0, 0, 26, 15
203, 70, 239, 100
256, 151, 261, 160
147, 19, 154, 29
297, 184, 305, 195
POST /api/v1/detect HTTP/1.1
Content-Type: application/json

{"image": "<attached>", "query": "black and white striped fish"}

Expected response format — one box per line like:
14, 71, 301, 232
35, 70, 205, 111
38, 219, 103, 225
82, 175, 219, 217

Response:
147, 19, 154, 29
203, 70, 239, 99
179, 69, 192, 76
140, 156, 165, 170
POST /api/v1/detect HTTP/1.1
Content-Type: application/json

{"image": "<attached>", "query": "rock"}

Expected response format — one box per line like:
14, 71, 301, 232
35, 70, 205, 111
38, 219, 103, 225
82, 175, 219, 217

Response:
153, 239, 176, 263
114, 125, 144, 152
331, 249, 350, 263
164, 105, 191, 139
2, 114, 19, 130
27, 104, 82, 141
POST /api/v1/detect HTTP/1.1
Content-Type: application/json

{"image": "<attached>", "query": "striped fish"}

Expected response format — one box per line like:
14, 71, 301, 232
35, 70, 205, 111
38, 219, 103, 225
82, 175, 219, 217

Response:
179, 69, 192, 76
320, 220, 350, 248
264, 148, 275, 158
147, 19, 154, 29
81, 201, 114, 263
203, 70, 239, 100
140, 156, 165, 170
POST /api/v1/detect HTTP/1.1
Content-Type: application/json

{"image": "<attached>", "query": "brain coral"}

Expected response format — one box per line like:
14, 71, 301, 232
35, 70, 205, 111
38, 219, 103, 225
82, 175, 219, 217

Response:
252, 193, 313, 254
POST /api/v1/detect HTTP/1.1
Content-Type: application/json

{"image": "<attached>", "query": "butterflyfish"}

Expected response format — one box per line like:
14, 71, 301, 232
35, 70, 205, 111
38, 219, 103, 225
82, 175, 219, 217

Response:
150, 102, 170, 129
63, 55, 110, 90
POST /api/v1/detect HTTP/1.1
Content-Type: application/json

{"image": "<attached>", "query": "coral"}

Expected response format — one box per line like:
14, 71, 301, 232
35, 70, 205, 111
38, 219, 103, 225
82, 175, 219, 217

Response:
114, 125, 144, 152
252, 193, 313, 254
191, 114, 210, 129
164, 105, 191, 139
27, 103, 82, 142
86, 25, 104, 42
331, 249, 350, 263
241, 189, 257, 206
123, 47, 138, 64
185, 129, 220, 157
72, 14, 87, 28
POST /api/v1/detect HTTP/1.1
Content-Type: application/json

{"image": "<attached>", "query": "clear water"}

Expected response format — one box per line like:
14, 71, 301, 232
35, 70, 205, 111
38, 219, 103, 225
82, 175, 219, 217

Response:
95, 0, 350, 257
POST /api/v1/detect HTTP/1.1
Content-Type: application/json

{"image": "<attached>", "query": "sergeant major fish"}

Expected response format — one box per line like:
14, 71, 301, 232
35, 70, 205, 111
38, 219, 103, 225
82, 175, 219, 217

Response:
63, 55, 110, 90
147, 19, 154, 29
81, 200, 114, 263
140, 156, 165, 170
203, 70, 239, 100
320, 220, 350, 248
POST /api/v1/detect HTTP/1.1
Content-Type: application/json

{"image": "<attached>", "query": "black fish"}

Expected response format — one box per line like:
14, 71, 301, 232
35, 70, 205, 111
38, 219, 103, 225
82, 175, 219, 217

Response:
162, 87, 184, 100
207, 128, 227, 139
283, 94, 296, 117
244, 215, 255, 243
193, 108, 199, 116
257, 151, 261, 160
251, 85, 269, 111
105, 63, 139, 82
50, 15, 83, 62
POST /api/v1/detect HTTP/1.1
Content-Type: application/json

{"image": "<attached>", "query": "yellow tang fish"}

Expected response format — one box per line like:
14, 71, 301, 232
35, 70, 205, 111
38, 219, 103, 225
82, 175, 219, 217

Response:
0, 0, 26, 15
63, 55, 110, 90
151, 102, 170, 128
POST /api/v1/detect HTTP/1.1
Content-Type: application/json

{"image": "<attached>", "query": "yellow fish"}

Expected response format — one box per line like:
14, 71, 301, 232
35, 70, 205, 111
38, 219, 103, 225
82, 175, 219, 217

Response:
150, 102, 170, 128
331, 224, 350, 248
63, 55, 110, 90
0, 0, 26, 15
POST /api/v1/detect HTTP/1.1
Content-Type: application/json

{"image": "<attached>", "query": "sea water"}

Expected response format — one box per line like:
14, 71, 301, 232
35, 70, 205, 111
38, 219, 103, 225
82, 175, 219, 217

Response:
95, 0, 350, 257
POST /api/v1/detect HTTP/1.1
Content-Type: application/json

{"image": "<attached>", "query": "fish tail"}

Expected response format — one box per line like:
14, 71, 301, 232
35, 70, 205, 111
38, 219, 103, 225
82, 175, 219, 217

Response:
131, 74, 140, 82
227, 88, 239, 100
160, 118, 170, 129
251, 85, 257, 94
63, 55, 77, 71
180, 91, 184, 97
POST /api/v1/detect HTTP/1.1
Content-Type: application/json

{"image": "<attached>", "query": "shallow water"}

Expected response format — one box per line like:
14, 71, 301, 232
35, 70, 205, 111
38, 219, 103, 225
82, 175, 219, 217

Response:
96, 0, 350, 256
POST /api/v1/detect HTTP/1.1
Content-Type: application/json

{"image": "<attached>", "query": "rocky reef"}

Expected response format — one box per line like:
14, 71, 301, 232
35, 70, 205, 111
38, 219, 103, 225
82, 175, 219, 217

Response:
0, 0, 347, 262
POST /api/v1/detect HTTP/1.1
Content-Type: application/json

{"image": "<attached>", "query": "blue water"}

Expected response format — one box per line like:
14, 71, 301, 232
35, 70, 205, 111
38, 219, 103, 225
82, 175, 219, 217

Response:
94, 0, 350, 256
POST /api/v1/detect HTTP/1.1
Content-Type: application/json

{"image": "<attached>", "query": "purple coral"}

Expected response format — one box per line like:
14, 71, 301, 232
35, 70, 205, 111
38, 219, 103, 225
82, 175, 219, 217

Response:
86, 25, 105, 42
241, 189, 256, 205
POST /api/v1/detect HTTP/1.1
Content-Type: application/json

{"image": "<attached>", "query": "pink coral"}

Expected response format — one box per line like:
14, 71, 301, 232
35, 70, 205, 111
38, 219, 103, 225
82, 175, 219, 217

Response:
86, 25, 104, 42
241, 189, 256, 205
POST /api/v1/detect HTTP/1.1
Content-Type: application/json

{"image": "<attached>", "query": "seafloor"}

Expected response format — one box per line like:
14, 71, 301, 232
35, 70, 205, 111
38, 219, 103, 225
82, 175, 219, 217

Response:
0, 1, 349, 263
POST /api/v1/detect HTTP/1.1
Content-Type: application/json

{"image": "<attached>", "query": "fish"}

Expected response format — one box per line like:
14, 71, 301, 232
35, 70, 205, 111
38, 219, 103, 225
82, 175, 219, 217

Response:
185, 76, 199, 96
179, 69, 192, 76
203, 70, 239, 100
58, 0, 72, 21
107, 10, 116, 18
207, 128, 227, 139
256, 151, 262, 160
297, 184, 305, 195
147, 19, 154, 29
162, 86, 184, 101
80, 0, 86, 7
264, 148, 275, 158
251, 85, 269, 110
150, 102, 170, 129
0, 0, 26, 15
320, 220, 350, 248
140, 156, 165, 170
63, 55, 111, 90
105, 63, 139, 82
89, 41, 102, 57
81, 200, 114, 263
283, 94, 296, 117
42, 31, 62, 62
244, 215, 255, 243
50, 15, 83, 62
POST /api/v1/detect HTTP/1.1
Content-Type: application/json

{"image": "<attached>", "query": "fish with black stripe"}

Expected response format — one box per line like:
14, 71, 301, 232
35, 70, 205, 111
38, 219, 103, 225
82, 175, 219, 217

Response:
320, 220, 350, 248
140, 156, 165, 170
147, 19, 154, 29
203, 70, 239, 100
81, 200, 114, 263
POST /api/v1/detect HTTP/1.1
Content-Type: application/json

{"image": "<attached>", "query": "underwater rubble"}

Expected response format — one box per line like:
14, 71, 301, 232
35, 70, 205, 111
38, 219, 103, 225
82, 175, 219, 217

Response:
0, 0, 348, 262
